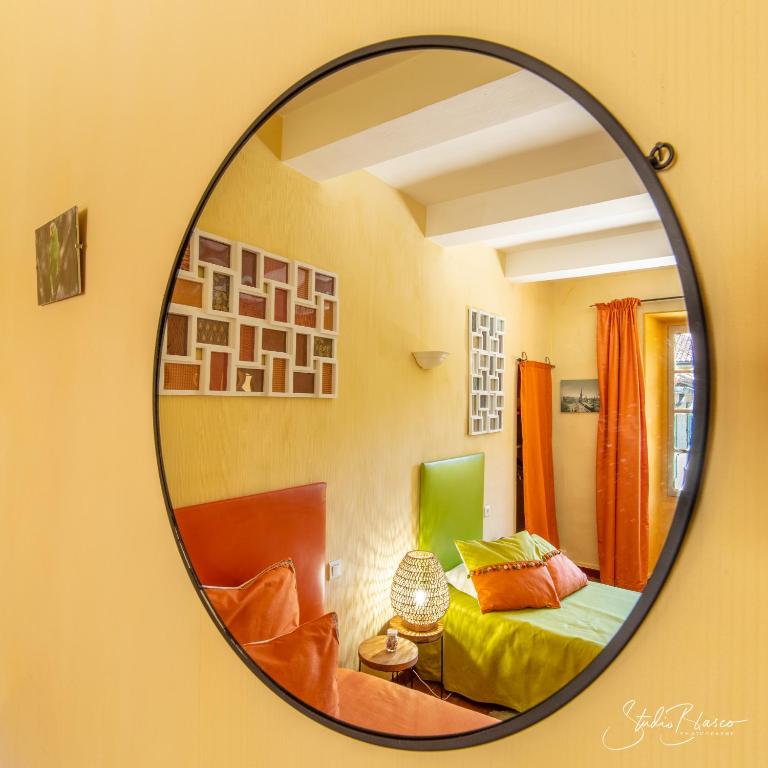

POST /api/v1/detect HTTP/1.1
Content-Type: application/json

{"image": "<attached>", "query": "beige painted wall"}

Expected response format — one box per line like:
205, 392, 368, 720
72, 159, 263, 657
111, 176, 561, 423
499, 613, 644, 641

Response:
159, 133, 551, 667
1, 2, 765, 767
548, 267, 683, 569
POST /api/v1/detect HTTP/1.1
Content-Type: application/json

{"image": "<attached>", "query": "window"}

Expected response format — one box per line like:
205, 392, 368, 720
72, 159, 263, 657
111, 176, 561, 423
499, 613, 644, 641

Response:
668, 324, 694, 494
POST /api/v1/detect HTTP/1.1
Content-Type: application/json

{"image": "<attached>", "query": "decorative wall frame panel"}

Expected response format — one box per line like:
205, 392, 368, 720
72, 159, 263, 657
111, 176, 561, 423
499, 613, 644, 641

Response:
159, 229, 338, 397
468, 307, 505, 435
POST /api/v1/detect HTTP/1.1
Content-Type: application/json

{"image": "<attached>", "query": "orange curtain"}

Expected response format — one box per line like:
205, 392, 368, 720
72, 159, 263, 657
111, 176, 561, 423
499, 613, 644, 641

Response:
595, 298, 649, 591
519, 360, 559, 547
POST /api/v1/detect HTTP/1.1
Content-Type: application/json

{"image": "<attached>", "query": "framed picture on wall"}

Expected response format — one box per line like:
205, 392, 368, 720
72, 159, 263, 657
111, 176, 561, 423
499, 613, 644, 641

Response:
35, 206, 82, 306
560, 379, 600, 413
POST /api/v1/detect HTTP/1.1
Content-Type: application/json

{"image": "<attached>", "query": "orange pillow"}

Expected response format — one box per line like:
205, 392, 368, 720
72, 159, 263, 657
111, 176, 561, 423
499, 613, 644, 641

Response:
203, 559, 299, 645
243, 612, 340, 717
542, 550, 589, 598
455, 536, 560, 612
470, 563, 561, 612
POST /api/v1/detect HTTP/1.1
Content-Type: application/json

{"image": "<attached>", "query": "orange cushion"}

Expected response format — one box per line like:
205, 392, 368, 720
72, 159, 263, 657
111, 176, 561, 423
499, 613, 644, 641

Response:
203, 559, 299, 645
336, 668, 497, 736
455, 535, 560, 612
471, 563, 560, 612
543, 550, 589, 598
243, 612, 340, 717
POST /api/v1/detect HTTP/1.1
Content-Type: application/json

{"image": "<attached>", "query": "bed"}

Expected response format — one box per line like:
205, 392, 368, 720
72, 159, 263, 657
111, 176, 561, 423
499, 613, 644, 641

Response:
175, 483, 496, 736
416, 453, 640, 712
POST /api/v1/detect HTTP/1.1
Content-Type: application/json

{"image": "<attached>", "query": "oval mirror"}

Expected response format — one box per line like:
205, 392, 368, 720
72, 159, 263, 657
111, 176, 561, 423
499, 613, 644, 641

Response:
155, 37, 708, 749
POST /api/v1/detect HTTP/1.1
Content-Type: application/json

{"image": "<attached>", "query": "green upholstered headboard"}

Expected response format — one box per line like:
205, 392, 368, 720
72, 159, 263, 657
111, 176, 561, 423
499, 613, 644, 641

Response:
418, 453, 484, 571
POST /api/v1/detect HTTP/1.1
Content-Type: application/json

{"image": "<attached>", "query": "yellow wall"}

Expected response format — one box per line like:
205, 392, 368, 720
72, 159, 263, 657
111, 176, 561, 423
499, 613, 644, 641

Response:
548, 267, 683, 569
1, 2, 765, 767
159, 133, 552, 667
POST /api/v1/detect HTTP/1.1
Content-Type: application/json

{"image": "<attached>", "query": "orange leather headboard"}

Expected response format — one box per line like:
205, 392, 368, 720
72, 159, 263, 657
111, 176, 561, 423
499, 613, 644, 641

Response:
175, 483, 326, 623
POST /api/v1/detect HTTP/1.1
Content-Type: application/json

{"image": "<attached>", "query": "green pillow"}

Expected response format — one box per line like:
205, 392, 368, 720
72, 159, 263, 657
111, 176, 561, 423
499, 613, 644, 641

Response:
454, 531, 540, 573
527, 533, 558, 558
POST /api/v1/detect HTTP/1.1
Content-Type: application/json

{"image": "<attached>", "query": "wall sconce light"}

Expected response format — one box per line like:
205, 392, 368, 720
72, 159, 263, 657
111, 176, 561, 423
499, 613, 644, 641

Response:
412, 351, 449, 369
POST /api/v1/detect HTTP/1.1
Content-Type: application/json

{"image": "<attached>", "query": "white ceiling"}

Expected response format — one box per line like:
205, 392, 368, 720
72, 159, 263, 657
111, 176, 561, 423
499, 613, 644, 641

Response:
271, 57, 672, 282
366, 100, 617, 203
282, 70, 564, 181
504, 223, 676, 282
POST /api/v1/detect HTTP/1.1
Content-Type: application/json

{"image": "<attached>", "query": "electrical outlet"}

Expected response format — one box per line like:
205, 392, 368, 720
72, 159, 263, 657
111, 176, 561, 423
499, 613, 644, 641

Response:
327, 559, 343, 581
483, 504, 491, 518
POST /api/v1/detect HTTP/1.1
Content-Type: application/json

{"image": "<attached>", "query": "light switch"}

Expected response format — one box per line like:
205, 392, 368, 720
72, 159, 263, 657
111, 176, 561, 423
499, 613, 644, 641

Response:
328, 559, 343, 581
483, 504, 491, 519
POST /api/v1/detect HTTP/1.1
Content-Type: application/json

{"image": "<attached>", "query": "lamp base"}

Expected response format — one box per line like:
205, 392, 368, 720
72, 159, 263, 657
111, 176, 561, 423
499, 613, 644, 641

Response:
400, 618, 438, 632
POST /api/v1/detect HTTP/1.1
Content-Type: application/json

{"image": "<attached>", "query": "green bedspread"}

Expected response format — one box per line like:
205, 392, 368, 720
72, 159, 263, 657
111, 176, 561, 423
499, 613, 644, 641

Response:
418, 581, 640, 712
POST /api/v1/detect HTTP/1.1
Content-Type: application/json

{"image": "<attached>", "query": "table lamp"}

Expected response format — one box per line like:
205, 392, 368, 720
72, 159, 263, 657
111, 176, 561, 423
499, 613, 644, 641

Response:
390, 550, 450, 631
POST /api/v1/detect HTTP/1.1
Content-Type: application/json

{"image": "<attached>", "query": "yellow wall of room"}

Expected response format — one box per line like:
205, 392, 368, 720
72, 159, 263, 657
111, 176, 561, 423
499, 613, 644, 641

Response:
159, 133, 552, 667
548, 267, 683, 569
1, 3, 765, 767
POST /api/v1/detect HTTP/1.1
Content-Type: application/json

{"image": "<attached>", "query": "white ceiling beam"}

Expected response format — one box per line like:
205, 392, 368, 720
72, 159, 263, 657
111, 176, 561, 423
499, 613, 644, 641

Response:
425, 159, 656, 248
365, 101, 611, 202
369, 123, 621, 206
504, 225, 676, 283
280, 51, 516, 161
283, 70, 569, 181
443, 195, 661, 250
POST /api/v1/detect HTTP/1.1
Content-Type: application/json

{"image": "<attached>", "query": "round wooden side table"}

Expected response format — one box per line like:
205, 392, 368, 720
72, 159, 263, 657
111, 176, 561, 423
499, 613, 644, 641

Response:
357, 634, 418, 686
389, 617, 446, 698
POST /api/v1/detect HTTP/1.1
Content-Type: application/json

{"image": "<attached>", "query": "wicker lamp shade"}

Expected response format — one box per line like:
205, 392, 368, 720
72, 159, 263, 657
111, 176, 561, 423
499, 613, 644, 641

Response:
390, 550, 450, 631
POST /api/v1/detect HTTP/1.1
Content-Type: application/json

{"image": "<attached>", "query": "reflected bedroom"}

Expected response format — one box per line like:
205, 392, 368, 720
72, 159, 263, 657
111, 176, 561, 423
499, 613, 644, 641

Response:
156, 49, 697, 738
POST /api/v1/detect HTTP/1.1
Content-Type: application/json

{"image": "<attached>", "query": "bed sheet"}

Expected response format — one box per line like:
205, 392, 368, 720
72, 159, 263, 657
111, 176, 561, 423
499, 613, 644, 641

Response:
417, 581, 639, 712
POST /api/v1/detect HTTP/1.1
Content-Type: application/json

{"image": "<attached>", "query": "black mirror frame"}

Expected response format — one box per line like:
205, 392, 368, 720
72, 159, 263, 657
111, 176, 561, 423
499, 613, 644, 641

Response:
153, 35, 710, 751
